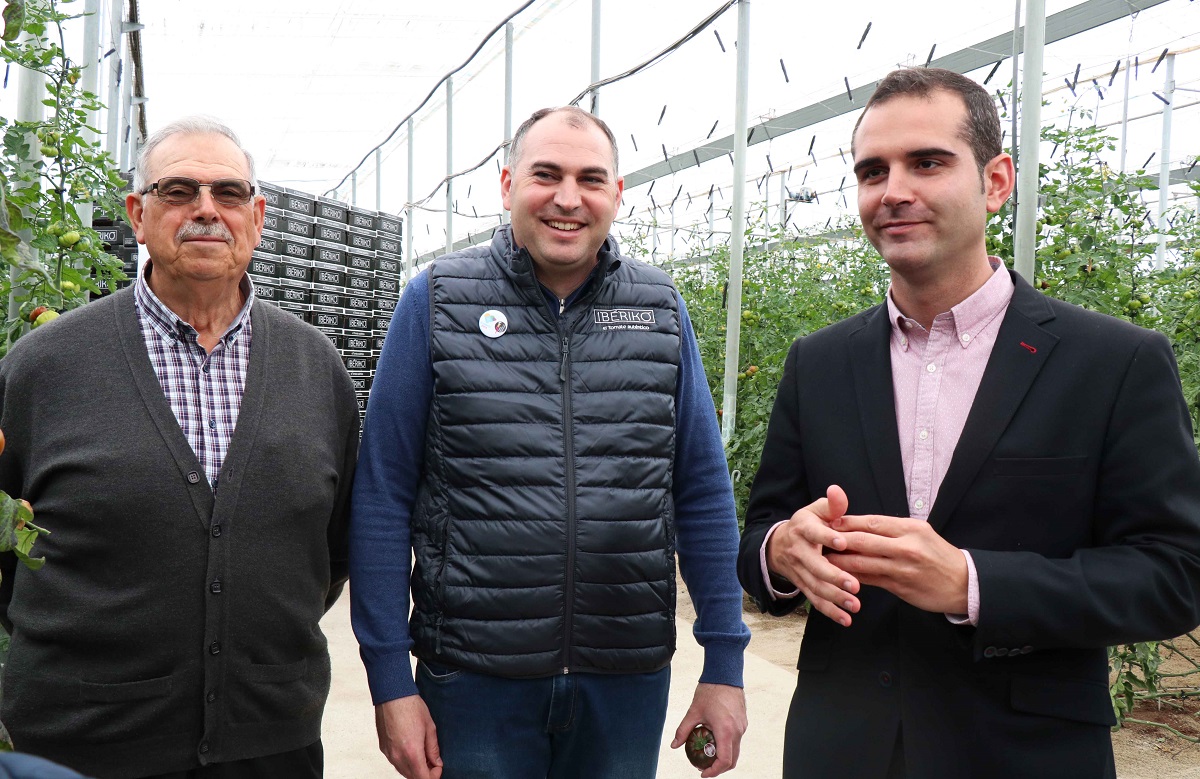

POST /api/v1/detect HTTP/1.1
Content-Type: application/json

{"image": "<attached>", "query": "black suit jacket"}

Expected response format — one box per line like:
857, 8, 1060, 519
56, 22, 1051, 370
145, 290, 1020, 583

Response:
738, 272, 1200, 779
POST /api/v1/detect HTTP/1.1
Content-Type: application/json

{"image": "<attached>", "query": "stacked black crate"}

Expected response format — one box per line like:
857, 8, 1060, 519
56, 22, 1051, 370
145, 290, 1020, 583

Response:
370, 212, 404, 402
344, 206, 380, 417
254, 183, 309, 325
248, 182, 403, 420
92, 216, 139, 296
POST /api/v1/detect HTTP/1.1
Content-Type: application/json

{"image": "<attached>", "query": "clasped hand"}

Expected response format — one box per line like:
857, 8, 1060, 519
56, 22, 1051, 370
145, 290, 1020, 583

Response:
764, 485, 968, 625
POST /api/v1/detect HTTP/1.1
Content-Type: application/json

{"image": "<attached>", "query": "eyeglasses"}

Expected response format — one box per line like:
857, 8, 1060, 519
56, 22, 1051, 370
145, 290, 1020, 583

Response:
141, 177, 256, 207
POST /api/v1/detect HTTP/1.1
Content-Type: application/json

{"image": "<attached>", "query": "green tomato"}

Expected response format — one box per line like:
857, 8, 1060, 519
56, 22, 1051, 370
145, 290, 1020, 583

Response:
58, 230, 81, 248
45, 221, 65, 237
40, 144, 59, 157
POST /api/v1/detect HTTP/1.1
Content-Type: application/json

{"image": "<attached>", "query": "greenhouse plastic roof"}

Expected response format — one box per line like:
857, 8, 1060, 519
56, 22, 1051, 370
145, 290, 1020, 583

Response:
114, 0, 1200, 257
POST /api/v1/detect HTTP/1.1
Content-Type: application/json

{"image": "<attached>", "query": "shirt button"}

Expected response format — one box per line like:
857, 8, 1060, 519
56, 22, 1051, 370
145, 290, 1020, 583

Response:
202, 364, 210, 374
187, 471, 200, 484
209, 419, 216, 430
984, 646, 997, 658
878, 671, 893, 687
926, 363, 937, 373
961, 333, 972, 343
209, 641, 221, 655
904, 321, 914, 330
918, 429, 929, 441
900, 337, 908, 347
211, 524, 222, 538
914, 499, 925, 510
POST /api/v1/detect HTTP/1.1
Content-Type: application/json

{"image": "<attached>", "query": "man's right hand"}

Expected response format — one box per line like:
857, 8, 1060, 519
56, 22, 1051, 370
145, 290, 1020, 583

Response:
765, 484, 861, 626
375, 695, 443, 778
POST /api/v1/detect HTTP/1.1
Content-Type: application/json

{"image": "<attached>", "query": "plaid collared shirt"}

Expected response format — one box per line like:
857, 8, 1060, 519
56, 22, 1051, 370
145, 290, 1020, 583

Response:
134, 263, 255, 492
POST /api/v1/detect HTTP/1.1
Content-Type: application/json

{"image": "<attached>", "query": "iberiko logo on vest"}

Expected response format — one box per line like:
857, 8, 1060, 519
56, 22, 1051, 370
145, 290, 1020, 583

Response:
593, 308, 656, 331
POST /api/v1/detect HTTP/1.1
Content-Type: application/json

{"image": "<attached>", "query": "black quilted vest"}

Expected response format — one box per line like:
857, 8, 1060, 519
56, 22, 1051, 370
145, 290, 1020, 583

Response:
410, 226, 681, 678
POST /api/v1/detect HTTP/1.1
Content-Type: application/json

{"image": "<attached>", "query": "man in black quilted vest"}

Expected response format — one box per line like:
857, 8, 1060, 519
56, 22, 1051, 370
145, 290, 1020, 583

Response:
351, 107, 750, 779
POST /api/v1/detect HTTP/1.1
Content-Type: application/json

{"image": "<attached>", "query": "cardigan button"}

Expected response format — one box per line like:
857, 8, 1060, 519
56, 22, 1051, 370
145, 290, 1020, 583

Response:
878, 672, 893, 688
209, 641, 221, 655
187, 471, 200, 484
211, 524, 222, 538
199, 741, 209, 754
210, 580, 222, 594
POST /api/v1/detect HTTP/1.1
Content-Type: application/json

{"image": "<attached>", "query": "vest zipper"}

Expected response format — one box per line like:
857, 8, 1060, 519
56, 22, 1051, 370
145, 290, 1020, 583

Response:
560, 333, 577, 673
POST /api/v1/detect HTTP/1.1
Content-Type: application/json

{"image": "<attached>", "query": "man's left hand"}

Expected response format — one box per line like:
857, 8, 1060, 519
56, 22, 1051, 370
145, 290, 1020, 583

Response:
670, 682, 747, 777
827, 514, 968, 614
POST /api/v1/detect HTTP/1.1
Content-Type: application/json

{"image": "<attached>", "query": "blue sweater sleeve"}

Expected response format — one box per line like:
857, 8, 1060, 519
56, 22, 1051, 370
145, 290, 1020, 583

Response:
673, 294, 751, 687
349, 271, 432, 705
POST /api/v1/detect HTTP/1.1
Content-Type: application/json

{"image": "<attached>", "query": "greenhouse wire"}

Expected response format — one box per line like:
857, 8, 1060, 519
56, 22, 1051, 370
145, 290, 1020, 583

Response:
402, 0, 737, 214
323, 0, 540, 198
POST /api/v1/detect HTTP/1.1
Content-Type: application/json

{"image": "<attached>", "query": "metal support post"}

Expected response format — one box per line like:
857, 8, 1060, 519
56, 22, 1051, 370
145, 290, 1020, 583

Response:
77, 0, 102, 229
8, 37, 46, 339
779, 175, 787, 233
1119, 58, 1131, 171
445, 75, 454, 257
1013, 0, 1045, 284
105, 0, 122, 158
590, 0, 601, 116
375, 148, 382, 210
351, 170, 358, 206
1156, 53, 1174, 270
708, 202, 715, 251
502, 21, 513, 225
119, 48, 134, 172
670, 202, 676, 260
406, 118, 414, 281
720, 0, 750, 445
1009, 0, 1020, 232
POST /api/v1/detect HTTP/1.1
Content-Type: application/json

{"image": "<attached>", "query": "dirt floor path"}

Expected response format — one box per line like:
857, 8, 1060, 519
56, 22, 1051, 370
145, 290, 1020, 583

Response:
696, 594, 1200, 779
322, 582, 1200, 777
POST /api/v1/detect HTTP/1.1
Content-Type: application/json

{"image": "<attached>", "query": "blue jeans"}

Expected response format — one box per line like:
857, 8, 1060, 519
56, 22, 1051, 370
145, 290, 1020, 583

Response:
416, 660, 671, 779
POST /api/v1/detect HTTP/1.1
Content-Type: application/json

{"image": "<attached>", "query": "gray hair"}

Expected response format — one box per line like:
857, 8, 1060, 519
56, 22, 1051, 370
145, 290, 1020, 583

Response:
133, 116, 257, 193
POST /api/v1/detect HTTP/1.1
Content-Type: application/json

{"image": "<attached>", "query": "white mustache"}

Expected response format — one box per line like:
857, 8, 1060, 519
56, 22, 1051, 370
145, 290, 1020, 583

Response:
177, 222, 233, 242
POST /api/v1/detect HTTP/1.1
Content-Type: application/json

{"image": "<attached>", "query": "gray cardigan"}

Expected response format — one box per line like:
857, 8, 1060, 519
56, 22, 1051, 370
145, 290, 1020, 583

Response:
0, 287, 359, 778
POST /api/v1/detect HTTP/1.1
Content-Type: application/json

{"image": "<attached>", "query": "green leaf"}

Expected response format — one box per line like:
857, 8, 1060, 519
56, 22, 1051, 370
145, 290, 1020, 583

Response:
0, 494, 20, 550
12, 528, 44, 570
1, 1, 25, 42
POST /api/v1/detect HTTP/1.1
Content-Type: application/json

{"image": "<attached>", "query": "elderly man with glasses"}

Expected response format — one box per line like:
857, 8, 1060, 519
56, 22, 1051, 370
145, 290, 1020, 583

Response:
0, 117, 359, 779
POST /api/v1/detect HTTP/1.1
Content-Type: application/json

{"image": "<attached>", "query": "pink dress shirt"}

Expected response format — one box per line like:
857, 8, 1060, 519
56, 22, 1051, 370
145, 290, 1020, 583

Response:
760, 261, 1015, 625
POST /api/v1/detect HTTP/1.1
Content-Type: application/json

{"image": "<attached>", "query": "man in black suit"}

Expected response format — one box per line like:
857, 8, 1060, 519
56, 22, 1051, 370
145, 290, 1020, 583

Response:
738, 67, 1200, 779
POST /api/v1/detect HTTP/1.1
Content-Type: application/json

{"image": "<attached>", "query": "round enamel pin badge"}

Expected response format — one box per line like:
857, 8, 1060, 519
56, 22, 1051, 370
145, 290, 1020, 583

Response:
479, 310, 508, 338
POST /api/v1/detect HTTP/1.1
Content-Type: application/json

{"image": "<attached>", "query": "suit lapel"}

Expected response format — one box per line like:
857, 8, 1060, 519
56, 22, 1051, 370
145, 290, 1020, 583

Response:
848, 306, 910, 517
927, 273, 1059, 533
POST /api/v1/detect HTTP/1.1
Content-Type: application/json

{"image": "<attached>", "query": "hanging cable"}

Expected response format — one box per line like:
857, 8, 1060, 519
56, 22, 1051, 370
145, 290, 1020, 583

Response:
323, 0, 538, 197
565, 1, 736, 107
